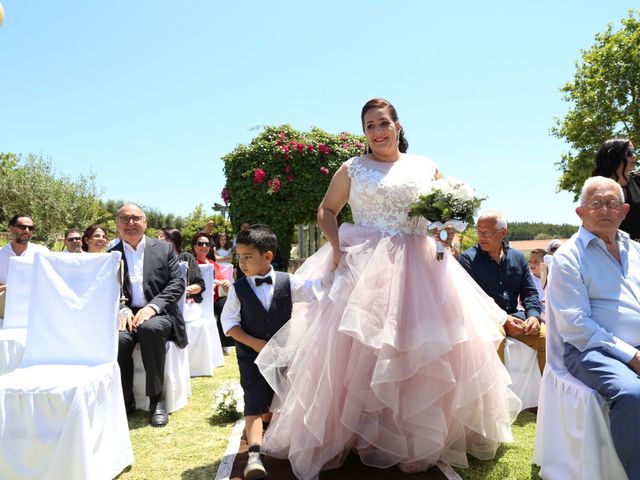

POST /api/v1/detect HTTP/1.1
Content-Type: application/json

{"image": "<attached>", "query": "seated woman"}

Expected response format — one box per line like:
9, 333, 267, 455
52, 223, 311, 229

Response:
82, 224, 108, 253
192, 231, 234, 353
159, 228, 205, 307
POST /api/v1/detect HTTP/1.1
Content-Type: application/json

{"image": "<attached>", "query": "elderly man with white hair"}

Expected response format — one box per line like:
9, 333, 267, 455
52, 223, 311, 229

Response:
459, 210, 546, 375
548, 176, 640, 479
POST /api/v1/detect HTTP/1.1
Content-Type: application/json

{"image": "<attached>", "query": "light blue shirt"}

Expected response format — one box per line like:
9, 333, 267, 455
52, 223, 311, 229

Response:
548, 226, 640, 363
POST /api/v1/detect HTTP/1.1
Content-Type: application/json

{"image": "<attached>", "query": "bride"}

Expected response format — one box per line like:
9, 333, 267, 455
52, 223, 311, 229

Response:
256, 98, 520, 480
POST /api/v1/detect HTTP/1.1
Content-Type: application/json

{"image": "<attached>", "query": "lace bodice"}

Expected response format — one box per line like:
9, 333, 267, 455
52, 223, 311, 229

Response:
347, 155, 438, 235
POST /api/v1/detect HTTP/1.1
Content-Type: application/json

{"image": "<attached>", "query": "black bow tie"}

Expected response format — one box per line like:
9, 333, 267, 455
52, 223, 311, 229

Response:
255, 276, 273, 286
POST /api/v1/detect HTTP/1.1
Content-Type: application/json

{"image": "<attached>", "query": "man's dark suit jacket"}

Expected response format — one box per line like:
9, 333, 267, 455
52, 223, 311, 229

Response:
110, 236, 187, 348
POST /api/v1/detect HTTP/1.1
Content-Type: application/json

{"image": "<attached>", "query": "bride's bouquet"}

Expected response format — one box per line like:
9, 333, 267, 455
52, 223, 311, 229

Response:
213, 381, 244, 422
409, 177, 485, 260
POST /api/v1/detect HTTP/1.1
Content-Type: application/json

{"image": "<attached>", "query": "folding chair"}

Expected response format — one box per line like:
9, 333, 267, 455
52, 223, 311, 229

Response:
0, 252, 133, 479
0, 256, 35, 375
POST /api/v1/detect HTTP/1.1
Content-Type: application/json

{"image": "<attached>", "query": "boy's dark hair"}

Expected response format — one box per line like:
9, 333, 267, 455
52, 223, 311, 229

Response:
235, 224, 278, 255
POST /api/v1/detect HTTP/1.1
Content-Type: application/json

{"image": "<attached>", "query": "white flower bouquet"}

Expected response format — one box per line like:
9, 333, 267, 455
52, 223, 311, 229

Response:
409, 176, 485, 260
213, 381, 244, 422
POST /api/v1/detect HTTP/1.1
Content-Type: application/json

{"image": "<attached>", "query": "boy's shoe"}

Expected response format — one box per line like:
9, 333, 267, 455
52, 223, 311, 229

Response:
244, 451, 267, 479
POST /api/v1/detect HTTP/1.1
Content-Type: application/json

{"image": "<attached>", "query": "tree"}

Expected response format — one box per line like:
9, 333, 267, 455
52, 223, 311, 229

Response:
180, 204, 230, 251
553, 10, 640, 198
222, 125, 365, 269
0, 153, 101, 247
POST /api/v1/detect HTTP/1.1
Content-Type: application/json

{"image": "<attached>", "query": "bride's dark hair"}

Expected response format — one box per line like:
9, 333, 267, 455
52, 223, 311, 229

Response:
360, 98, 409, 153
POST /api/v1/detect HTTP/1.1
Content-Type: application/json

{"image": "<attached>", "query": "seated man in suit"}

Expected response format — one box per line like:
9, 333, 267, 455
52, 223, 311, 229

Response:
459, 210, 546, 375
110, 204, 186, 427
548, 176, 640, 479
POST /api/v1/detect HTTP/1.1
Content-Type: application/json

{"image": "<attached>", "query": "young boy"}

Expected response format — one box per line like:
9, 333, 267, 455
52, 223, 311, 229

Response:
221, 224, 326, 480
528, 248, 547, 314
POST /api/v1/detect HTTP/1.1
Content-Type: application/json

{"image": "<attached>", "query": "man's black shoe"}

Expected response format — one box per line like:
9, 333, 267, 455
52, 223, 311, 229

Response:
150, 399, 168, 427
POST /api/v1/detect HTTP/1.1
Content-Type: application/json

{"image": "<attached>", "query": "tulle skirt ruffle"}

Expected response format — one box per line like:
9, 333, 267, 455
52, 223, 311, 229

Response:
256, 224, 520, 480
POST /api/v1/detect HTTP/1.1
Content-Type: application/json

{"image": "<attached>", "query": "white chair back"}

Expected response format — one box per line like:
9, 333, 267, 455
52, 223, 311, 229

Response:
545, 303, 568, 373
21, 252, 121, 367
3, 256, 35, 328
177, 261, 188, 313
198, 263, 214, 318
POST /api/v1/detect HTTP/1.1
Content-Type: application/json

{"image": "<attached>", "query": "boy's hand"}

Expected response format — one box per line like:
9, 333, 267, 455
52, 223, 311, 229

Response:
252, 338, 268, 353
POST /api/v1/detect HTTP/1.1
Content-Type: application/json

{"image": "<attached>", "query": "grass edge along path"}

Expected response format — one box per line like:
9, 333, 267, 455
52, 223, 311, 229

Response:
117, 350, 540, 480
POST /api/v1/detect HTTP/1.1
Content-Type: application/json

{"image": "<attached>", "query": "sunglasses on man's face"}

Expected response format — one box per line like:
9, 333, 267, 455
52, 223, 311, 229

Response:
66, 237, 82, 242
14, 224, 34, 231
196, 241, 210, 247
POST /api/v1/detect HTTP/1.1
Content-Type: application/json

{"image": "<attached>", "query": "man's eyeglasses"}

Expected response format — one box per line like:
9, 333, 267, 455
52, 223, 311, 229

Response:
196, 241, 210, 247
477, 229, 500, 238
627, 148, 638, 158
584, 199, 623, 210
66, 236, 82, 242
117, 215, 145, 224
14, 224, 35, 231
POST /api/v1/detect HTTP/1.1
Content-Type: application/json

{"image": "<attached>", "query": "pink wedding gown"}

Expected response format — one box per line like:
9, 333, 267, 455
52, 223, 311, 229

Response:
256, 154, 520, 480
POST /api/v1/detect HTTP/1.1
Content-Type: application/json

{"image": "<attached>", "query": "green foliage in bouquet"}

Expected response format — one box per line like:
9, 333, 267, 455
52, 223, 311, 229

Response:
408, 180, 485, 225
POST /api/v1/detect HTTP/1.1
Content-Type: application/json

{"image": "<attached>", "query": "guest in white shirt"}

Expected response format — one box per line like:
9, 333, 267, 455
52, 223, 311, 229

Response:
0, 213, 49, 317
527, 248, 546, 314
548, 176, 640, 479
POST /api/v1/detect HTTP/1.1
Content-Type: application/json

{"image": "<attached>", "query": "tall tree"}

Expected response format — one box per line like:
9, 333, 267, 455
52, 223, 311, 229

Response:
553, 10, 640, 198
0, 153, 101, 246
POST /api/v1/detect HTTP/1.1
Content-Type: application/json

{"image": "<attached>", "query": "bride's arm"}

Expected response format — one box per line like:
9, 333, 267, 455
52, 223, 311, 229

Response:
317, 163, 351, 268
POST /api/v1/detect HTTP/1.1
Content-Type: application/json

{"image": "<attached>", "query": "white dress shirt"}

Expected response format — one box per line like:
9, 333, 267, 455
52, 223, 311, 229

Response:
123, 237, 146, 309
221, 266, 328, 335
548, 227, 640, 363
0, 242, 49, 284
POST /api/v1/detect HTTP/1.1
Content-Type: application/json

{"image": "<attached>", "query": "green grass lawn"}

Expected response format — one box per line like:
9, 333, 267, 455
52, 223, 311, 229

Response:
117, 350, 540, 480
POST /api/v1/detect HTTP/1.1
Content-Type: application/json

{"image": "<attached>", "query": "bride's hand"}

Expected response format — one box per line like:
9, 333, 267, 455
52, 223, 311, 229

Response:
332, 250, 344, 270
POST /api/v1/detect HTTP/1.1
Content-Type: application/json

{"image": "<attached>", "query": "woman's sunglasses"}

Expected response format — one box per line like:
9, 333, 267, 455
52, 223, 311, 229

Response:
626, 148, 637, 158
196, 241, 210, 247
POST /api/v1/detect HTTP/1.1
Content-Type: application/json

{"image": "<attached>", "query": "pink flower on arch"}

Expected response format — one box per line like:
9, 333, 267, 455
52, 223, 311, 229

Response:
320, 166, 330, 175
253, 168, 267, 184
286, 174, 294, 182
307, 145, 315, 152
267, 178, 281, 193
221, 187, 231, 204
342, 143, 349, 150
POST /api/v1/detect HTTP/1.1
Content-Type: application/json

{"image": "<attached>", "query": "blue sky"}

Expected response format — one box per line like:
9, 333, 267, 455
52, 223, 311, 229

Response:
0, 1, 636, 226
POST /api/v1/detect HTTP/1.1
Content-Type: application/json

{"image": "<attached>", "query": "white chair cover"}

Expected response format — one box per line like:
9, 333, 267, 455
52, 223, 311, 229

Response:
185, 264, 224, 376
533, 306, 627, 479
0, 252, 133, 480
131, 260, 191, 412
504, 337, 541, 410
0, 257, 34, 375
3, 256, 34, 328
132, 341, 191, 412
217, 263, 234, 297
